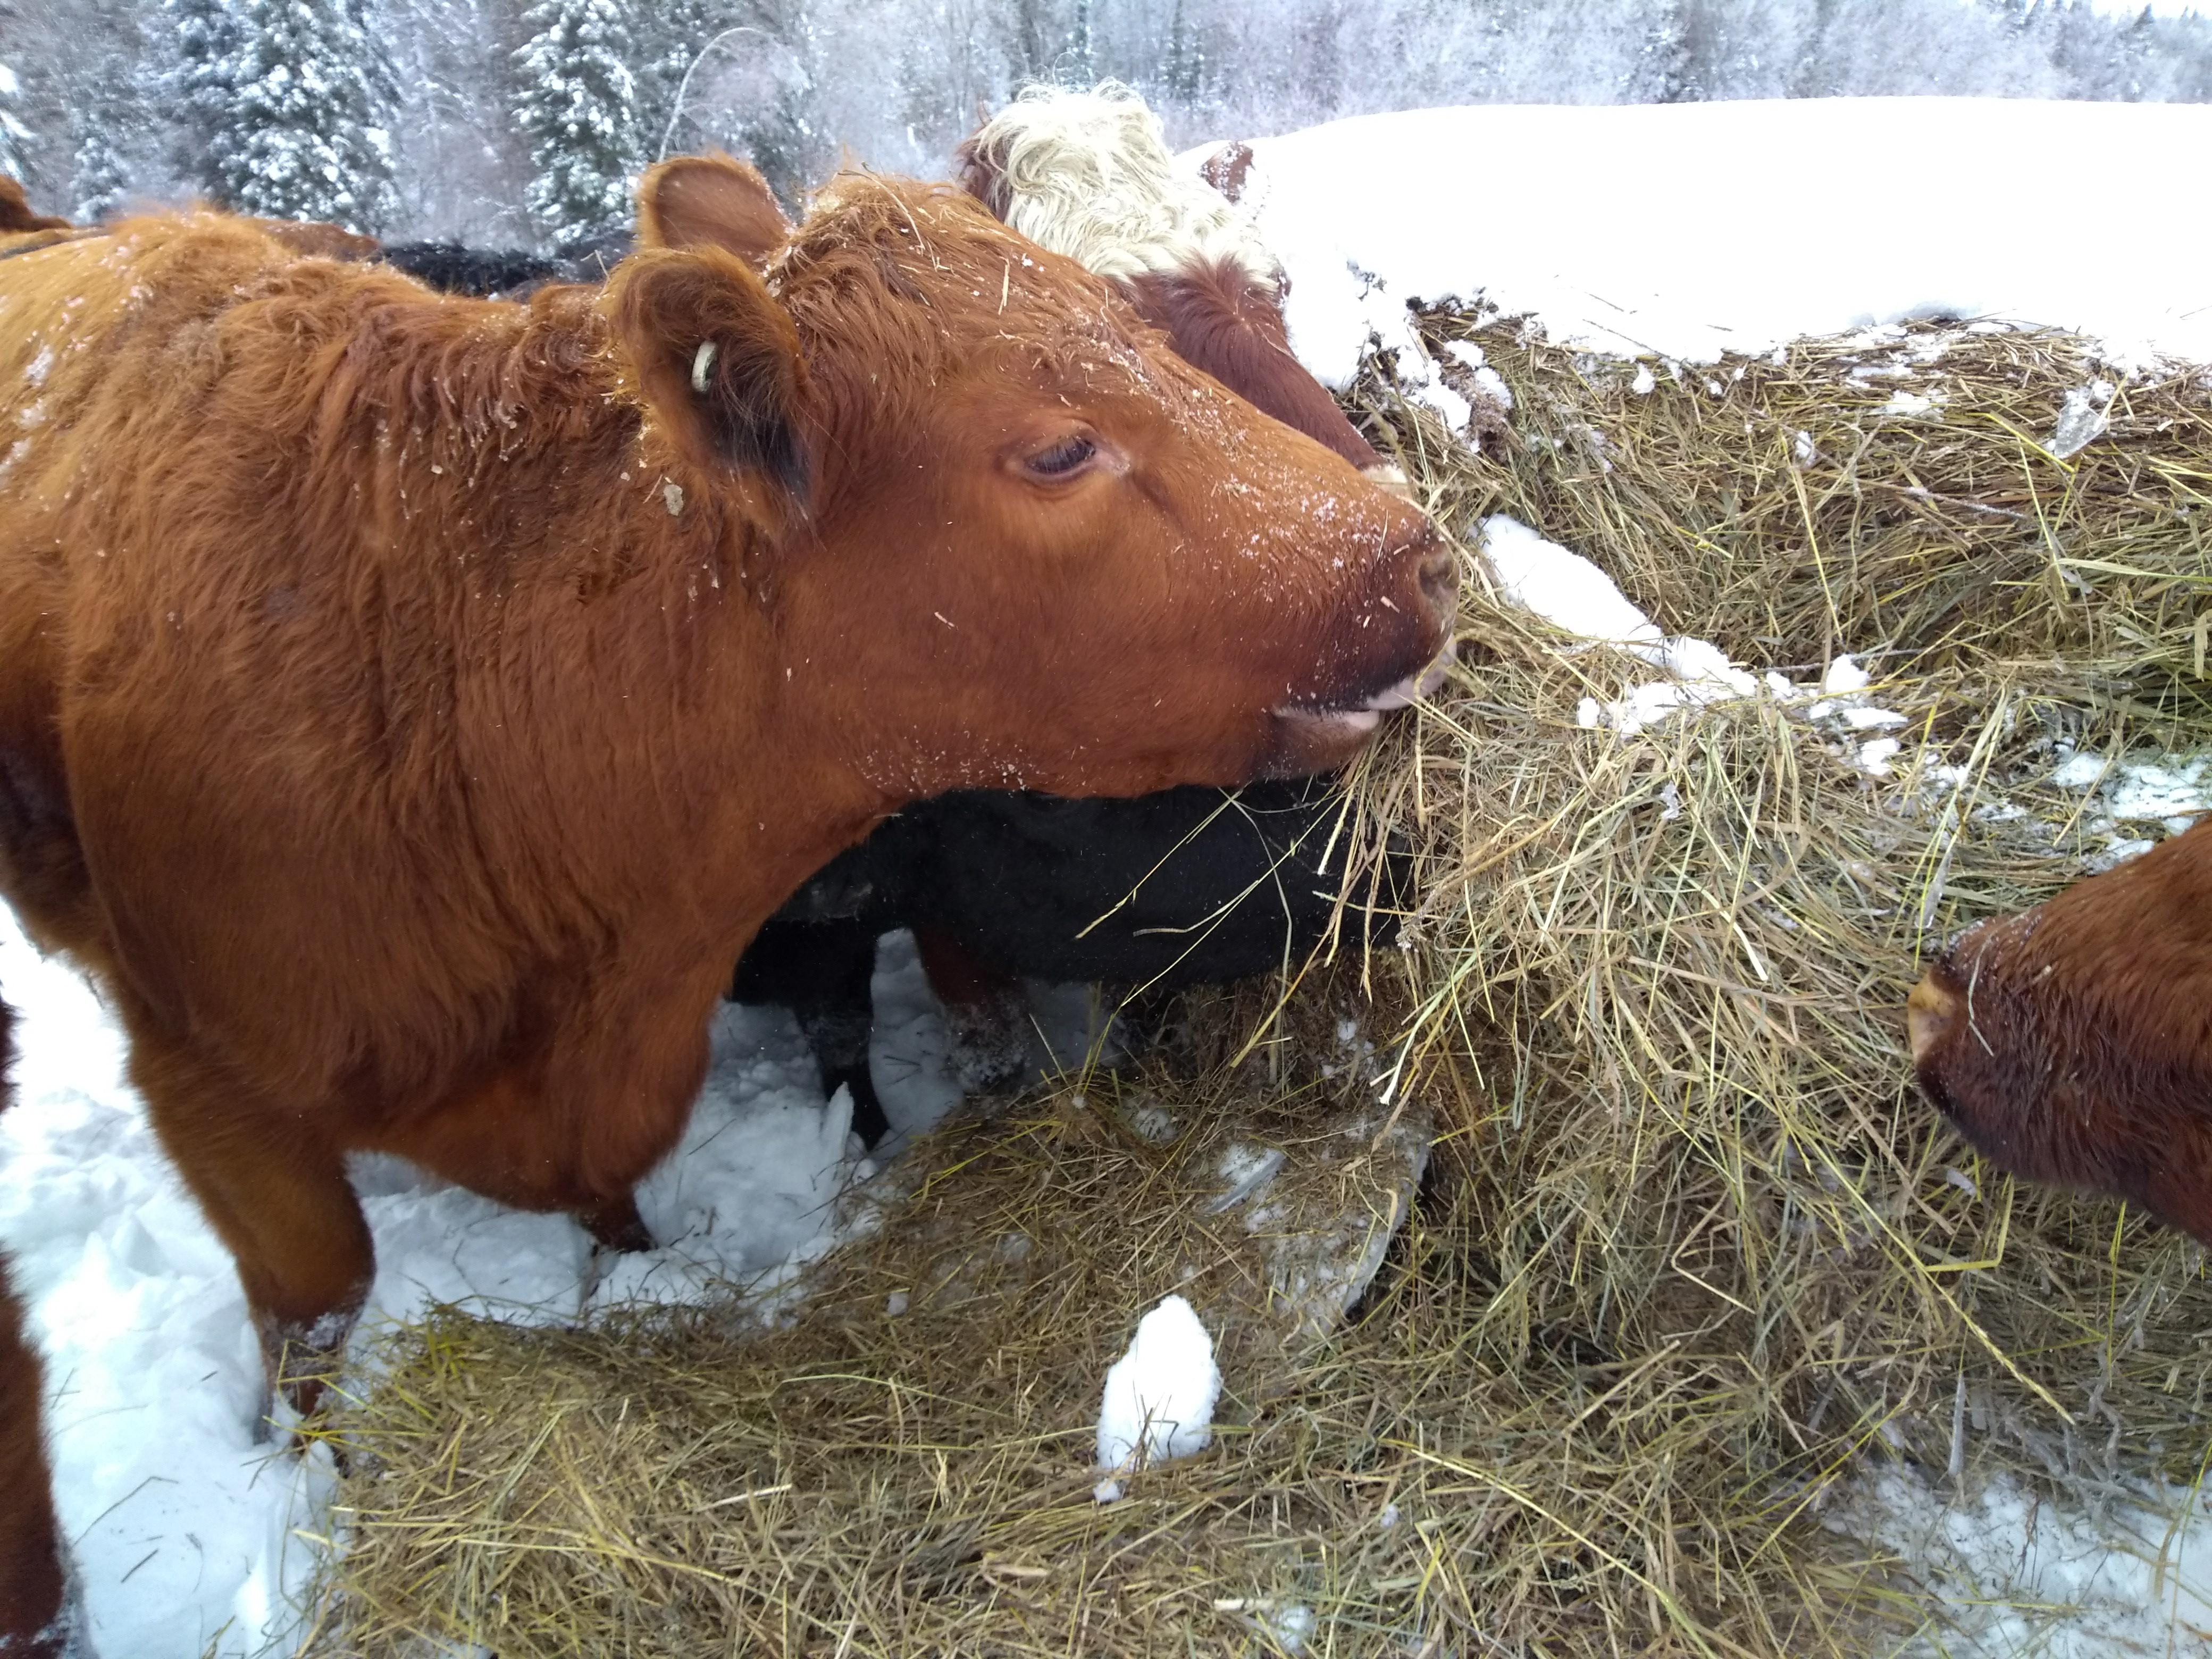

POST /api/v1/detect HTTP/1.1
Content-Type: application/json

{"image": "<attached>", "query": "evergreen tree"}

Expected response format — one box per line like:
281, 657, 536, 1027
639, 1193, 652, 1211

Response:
636, 0, 737, 162
1063, 0, 1096, 86
0, 62, 30, 183
217, 0, 398, 230
166, 0, 244, 199
1161, 0, 1205, 100
70, 94, 132, 219
63, 50, 152, 221
513, 0, 646, 252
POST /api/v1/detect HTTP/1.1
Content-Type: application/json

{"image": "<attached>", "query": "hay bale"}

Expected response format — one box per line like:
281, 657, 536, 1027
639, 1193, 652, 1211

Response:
308, 318, 2212, 1657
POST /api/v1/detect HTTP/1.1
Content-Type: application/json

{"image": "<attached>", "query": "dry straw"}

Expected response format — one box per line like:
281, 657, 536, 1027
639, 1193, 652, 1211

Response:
307, 316, 2212, 1657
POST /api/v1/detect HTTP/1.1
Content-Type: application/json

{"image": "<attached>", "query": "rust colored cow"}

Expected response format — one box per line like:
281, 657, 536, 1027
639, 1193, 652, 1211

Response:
0, 156, 1451, 1418
0, 177, 68, 236
0, 997, 91, 1658
1908, 817, 2212, 1247
953, 85, 1406, 493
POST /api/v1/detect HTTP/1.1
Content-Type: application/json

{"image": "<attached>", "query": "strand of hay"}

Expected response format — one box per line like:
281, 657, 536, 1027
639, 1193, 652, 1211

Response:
309, 320, 2212, 1656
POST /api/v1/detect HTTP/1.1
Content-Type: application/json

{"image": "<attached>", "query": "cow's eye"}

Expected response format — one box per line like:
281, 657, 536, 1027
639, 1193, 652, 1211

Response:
1023, 434, 1098, 480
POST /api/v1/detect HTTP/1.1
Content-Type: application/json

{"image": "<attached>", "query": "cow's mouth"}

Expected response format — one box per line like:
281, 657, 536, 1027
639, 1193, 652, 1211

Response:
1275, 651, 1454, 731
1265, 651, 1455, 775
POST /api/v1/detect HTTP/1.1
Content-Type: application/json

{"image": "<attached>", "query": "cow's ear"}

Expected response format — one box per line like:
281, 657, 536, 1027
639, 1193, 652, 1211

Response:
635, 154, 791, 270
605, 246, 809, 502
950, 130, 1010, 220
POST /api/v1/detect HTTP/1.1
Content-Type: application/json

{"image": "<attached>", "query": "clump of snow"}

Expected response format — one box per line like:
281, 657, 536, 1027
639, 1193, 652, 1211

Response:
1389, 336, 1476, 437
1478, 516, 1761, 739
2050, 379, 2116, 459
1478, 517, 1920, 770
1441, 337, 1513, 410
1120, 1095, 1178, 1144
1820, 657, 1871, 697
1093, 1293, 1220, 1502
1480, 513, 1660, 644
1205, 1143, 1288, 1214
2047, 747, 2212, 869
1262, 1603, 1315, 1651
1195, 100, 2212, 374
1828, 1465, 2212, 1657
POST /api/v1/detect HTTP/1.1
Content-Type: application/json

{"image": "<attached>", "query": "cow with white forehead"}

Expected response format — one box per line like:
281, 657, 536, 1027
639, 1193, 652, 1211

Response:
954, 82, 1411, 497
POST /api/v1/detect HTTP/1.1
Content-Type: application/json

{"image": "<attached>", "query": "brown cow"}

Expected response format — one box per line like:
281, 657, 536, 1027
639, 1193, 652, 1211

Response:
0, 177, 68, 236
953, 85, 1408, 493
1, 177, 379, 262
0, 998, 93, 1658
1908, 817, 2212, 1246
0, 156, 1452, 1419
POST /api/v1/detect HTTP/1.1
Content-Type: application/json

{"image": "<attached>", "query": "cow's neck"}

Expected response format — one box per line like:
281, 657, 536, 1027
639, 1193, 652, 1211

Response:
444, 437, 894, 967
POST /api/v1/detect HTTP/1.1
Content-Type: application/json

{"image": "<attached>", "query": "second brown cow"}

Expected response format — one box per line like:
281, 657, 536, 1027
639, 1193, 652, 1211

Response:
953, 85, 1407, 492
0, 156, 1451, 1419
1909, 816, 2212, 1248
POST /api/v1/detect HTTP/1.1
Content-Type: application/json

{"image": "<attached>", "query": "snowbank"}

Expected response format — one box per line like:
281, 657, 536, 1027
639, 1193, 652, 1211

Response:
1192, 99, 2212, 379
1829, 1465, 2212, 1657
0, 912, 971, 1657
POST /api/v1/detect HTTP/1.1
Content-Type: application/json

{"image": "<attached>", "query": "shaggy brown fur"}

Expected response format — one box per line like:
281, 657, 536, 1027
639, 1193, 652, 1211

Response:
0, 155, 1450, 1420
1125, 258, 1385, 473
0, 999, 87, 1658
1197, 140, 1256, 204
0, 177, 67, 234
245, 217, 381, 261
1909, 818, 2212, 1245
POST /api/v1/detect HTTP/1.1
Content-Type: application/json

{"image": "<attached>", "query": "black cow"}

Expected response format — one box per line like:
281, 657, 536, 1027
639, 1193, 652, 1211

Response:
733, 777, 1405, 1145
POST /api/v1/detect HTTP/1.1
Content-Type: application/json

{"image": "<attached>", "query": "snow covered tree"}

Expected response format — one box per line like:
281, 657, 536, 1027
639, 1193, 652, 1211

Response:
204, 0, 398, 229
635, 0, 740, 161
1161, 0, 1206, 102
165, 0, 245, 198
0, 62, 31, 183
513, 0, 646, 252
57, 48, 154, 221
1062, 0, 1096, 86
70, 99, 133, 218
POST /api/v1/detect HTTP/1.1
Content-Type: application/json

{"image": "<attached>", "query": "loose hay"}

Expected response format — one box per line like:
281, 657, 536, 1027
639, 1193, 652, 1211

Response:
309, 319, 2212, 1657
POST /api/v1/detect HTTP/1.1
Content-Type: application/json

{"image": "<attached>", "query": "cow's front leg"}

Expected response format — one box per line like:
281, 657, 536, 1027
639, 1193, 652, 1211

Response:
129, 1035, 373, 1427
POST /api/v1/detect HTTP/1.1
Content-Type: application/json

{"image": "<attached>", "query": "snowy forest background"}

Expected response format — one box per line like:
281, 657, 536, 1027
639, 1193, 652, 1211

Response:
0, 0, 2207, 252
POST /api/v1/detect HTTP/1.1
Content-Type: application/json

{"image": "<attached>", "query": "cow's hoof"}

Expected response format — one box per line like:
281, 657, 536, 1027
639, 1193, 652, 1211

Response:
581, 1195, 656, 1254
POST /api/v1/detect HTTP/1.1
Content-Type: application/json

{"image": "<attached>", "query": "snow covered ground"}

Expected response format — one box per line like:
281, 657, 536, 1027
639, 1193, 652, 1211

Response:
0, 908, 977, 1657
1831, 1466, 2212, 1657
1192, 98, 2212, 390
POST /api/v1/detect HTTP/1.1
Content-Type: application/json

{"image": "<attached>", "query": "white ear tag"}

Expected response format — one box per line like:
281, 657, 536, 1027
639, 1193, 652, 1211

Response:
691, 341, 718, 393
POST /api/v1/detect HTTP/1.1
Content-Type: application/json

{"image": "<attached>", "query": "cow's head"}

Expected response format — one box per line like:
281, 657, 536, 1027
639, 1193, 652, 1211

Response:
607, 156, 1453, 802
1908, 818, 2212, 1247
953, 89, 1405, 493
